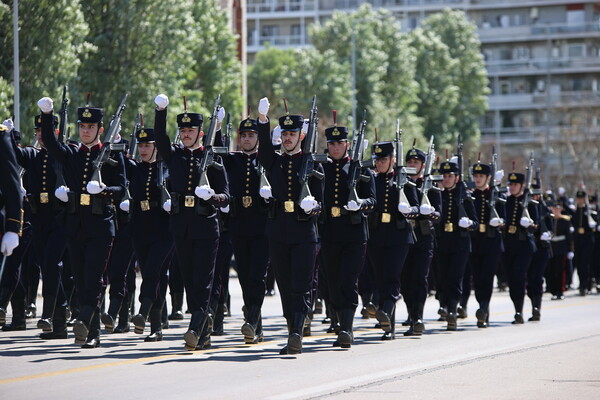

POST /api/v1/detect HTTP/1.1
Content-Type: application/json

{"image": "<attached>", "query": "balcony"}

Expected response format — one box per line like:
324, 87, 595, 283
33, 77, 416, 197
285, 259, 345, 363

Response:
247, 0, 316, 16
478, 21, 600, 44
247, 33, 310, 53
486, 57, 600, 77
488, 91, 600, 111
480, 125, 600, 145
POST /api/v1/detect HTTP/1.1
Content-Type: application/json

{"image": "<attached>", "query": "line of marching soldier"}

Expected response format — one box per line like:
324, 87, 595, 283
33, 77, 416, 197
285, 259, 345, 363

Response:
1, 92, 599, 354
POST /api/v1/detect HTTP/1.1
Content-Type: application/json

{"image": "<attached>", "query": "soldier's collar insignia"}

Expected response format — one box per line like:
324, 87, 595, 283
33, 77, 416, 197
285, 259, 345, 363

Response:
182, 114, 191, 123
83, 109, 92, 118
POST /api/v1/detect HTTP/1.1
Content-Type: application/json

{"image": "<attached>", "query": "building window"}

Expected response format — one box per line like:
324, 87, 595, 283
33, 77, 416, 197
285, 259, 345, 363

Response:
513, 46, 530, 60
568, 43, 585, 57
261, 25, 279, 38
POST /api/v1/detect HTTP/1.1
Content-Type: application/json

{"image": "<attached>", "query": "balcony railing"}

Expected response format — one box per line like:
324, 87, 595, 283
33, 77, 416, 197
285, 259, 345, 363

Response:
487, 91, 600, 110
478, 21, 600, 42
247, 32, 309, 51
480, 125, 600, 145
486, 57, 600, 75
247, 0, 316, 14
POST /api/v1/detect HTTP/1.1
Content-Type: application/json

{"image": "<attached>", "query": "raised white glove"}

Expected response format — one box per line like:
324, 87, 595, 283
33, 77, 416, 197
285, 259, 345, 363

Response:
258, 97, 270, 115
1, 232, 19, 257
398, 202, 412, 214
217, 107, 226, 123
540, 231, 552, 241
271, 126, 282, 145
459, 217, 472, 229
419, 204, 435, 215
519, 217, 532, 228
2, 119, 14, 133
558, 187, 566, 196
301, 119, 309, 134
37, 97, 54, 113
154, 94, 169, 110
220, 205, 230, 213
300, 196, 318, 214
195, 185, 215, 200
162, 199, 171, 212
344, 199, 362, 212
259, 186, 272, 199
494, 169, 504, 184
567, 251, 574, 260
119, 200, 130, 212
54, 186, 70, 202
86, 181, 106, 194
489, 217, 503, 227
589, 220, 597, 229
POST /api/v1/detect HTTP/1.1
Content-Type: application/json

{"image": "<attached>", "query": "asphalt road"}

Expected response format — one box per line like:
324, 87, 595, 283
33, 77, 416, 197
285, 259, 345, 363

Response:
1, 276, 599, 400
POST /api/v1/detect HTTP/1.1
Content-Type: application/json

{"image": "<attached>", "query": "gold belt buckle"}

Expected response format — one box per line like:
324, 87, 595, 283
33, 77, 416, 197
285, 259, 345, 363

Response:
242, 196, 253, 208
331, 206, 341, 218
80, 193, 90, 206
578, 227, 585, 234
140, 200, 150, 211
508, 225, 517, 234
185, 196, 195, 207
444, 222, 454, 232
479, 223, 487, 233
284, 200, 295, 213
381, 212, 391, 223
40, 192, 49, 204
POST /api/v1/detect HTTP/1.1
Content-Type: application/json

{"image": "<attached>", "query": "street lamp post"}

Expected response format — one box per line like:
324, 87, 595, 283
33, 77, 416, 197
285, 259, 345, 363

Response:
13, 0, 20, 131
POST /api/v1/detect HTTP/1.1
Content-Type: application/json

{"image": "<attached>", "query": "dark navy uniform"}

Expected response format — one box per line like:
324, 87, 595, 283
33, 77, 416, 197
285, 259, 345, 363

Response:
257, 113, 323, 354
154, 106, 229, 350
218, 118, 270, 344
367, 142, 419, 339
437, 161, 478, 330
127, 128, 175, 341
502, 172, 539, 323
41, 107, 126, 347
547, 208, 573, 299
571, 190, 596, 296
319, 124, 376, 347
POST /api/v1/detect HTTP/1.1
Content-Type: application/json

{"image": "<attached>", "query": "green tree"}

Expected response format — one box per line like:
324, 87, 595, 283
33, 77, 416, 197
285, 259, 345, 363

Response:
0, 0, 90, 143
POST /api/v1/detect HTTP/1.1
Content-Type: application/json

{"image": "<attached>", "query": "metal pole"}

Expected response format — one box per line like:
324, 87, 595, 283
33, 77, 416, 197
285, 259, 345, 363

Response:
351, 29, 356, 131
13, 0, 20, 131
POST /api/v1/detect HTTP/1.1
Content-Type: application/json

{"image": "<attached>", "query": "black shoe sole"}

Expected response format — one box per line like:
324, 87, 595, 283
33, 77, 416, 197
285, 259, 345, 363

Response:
40, 332, 68, 340
338, 331, 352, 348
132, 314, 146, 335
375, 310, 392, 333
73, 321, 88, 342
413, 321, 425, 334
37, 319, 52, 332
184, 330, 200, 350
287, 334, 302, 354
101, 314, 115, 333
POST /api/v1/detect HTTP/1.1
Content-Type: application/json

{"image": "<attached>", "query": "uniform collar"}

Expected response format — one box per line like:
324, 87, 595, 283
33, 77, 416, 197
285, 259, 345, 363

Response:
79, 142, 103, 153
332, 156, 350, 164
183, 146, 204, 156
283, 151, 303, 159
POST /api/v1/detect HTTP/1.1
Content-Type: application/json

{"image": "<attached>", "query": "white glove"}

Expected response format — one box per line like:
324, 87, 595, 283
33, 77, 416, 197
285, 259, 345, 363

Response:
162, 199, 171, 212
398, 202, 412, 214
494, 169, 504, 184
119, 200, 130, 212
272, 126, 282, 145
220, 205, 230, 213
558, 187, 566, 196
217, 107, 226, 123
589, 220, 597, 229
459, 217, 472, 229
489, 217, 503, 227
300, 196, 318, 214
2, 119, 14, 133
37, 97, 54, 113
258, 97, 270, 115
567, 251, 574, 260
519, 217, 533, 228
301, 119, 309, 134
86, 181, 106, 194
1, 232, 19, 257
195, 185, 215, 200
155, 94, 169, 110
54, 186, 70, 202
344, 199, 362, 212
419, 204, 435, 215
540, 231, 552, 241
259, 186, 272, 199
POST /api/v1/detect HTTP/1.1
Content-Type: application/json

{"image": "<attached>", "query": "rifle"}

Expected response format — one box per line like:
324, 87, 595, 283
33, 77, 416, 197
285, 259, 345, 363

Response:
89, 94, 128, 186
129, 112, 141, 161
346, 109, 371, 205
55, 86, 69, 189
395, 120, 416, 204
520, 152, 535, 221
297, 95, 327, 203
456, 133, 469, 220
465, 158, 476, 189
157, 156, 171, 206
197, 95, 228, 189
420, 135, 442, 208
224, 113, 231, 150
488, 146, 506, 222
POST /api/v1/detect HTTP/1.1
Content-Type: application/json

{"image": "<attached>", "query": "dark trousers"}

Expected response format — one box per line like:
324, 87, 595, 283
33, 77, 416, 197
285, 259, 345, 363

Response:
105, 227, 135, 310
212, 231, 233, 304
401, 235, 434, 314
437, 237, 470, 315
269, 240, 317, 319
33, 221, 67, 303
546, 255, 566, 297
174, 237, 219, 320
168, 253, 184, 299
368, 242, 410, 306
0, 224, 33, 308
469, 248, 502, 311
321, 240, 366, 312
574, 235, 595, 291
232, 234, 269, 308
133, 233, 174, 304
503, 240, 534, 313
527, 247, 551, 305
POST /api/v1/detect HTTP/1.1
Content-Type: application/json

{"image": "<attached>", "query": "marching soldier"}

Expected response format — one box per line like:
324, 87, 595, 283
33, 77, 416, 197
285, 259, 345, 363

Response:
466, 159, 505, 328
502, 169, 538, 324
120, 126, 175, 342
38, 96, 126, 348
367, 141, 419, 340
256, 97, 324, 355
153, 94, 229, 351
546, 195, 573, 300
437, 157, 478, 330
401, 145, 441, 336
318, 113, 376, 348
571, 188, 596, 296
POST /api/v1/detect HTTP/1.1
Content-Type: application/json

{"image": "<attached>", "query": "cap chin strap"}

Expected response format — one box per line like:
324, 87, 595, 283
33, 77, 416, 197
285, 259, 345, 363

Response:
82, 126, 101, 147
284, 137, 301, 155
184, 129, 201, 149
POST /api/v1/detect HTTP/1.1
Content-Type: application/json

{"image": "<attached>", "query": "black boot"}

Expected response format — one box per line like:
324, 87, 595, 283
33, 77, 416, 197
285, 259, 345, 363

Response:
212, 303, 225, 336
334, 309, 355, 349
197, 312, 213, 350
376, 300, 395, 333
184, 311, 203, 350
279, 318, 293, 355
381, 307, 396, 341
303, 312, 312, 337
528, 297, 541, 321
132, 298, 154, 335
168, 292, 184, 320
287, 312, 305, 354
413, 303, 425, 335
476, 302, 489, 328
37, 296, 56, 332
40, 305, 68, 340
2, 297, 27, 331
145, 302, 164, 342
0, 287, 12, 326
113, 292, 132, 333
101, 297, 123, 333
241, 305, 261, 344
